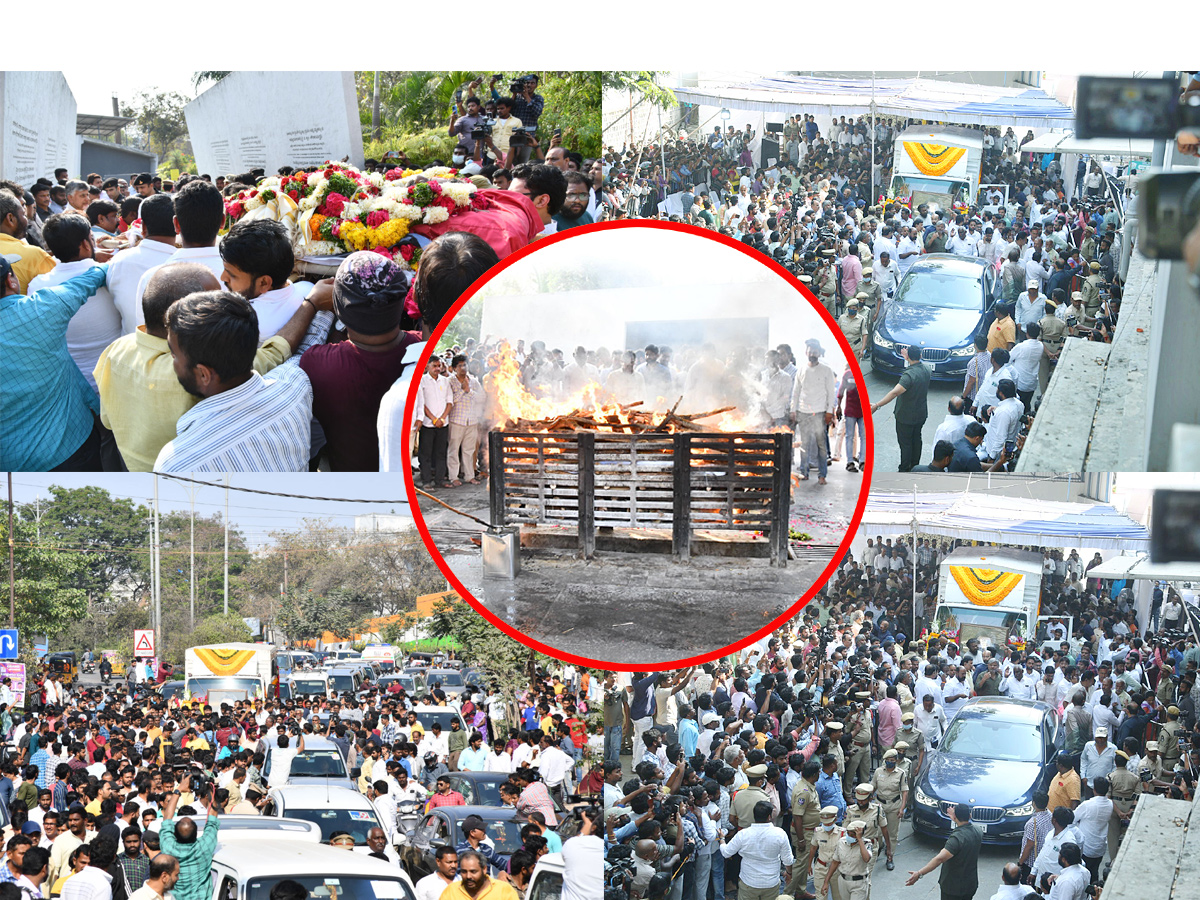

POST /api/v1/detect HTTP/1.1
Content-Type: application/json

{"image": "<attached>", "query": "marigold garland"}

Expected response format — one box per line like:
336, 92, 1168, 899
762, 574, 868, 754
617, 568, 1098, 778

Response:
949, 565, 1024, 606
903, 142, 967, 177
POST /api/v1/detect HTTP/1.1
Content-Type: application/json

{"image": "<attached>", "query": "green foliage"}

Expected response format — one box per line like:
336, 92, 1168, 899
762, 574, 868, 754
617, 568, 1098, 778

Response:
123, 91, 190, 158
277, 587, 366, 645
22, 486, 150, 605
193, 72, 231, 90
538, 71, 603, 158
436, 298, 483, 351
0, 518, 89, 638
603, 72, 677, 108
159, 148, 196, 178
363, 127, 458, 169
189, 613, 253, 647
157, 510, 251, 623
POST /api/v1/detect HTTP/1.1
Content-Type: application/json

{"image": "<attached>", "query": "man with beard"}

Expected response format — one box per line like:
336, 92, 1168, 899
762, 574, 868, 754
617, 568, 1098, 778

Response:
95, 264, 331, 472
218, 219, 311, 341
552, 172, 594, 232
152, 291, 317, 472
442, 849, 517, 900
0, 190, 55, 292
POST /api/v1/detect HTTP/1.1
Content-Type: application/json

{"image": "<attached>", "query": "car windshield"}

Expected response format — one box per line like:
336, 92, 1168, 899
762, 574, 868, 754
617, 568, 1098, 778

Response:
895, 262, 984, 310
288, 751, 348, 779
246, 877, 415, 900
285, 807, 381, 845
428, 671, 463, 687
469, 819, 524, 854
448, 777, 502, 806
291, 680, 328, 696
939, 712, 1043, 762
329, 674, 358, 693
413, 710, 459, 731
935, 606, 1023, 630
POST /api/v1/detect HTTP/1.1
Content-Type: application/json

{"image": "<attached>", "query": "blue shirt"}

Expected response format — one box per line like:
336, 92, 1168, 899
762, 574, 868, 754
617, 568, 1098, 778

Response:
816, 771, 846, 824
0, 265, 107, 469
678, 718, 700, 759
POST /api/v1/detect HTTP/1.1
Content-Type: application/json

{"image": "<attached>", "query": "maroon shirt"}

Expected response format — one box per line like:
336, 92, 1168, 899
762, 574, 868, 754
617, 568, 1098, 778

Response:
299, 332, 420, 471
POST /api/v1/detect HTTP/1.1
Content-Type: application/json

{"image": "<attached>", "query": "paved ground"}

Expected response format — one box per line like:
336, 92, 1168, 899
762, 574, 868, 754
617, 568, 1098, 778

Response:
415, 449, 865, 665
863, 359, 958, 476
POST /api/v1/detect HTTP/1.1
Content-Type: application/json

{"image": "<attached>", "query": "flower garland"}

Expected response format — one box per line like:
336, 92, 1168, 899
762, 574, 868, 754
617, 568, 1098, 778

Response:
948, 565, 1024, 607
224, 161, 491, 265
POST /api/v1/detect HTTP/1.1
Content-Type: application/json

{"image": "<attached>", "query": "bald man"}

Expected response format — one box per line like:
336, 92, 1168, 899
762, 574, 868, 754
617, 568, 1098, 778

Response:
93, 262, 333, 470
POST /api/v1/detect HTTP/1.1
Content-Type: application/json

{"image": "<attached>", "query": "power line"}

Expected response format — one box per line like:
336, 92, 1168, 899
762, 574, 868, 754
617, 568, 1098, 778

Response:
158, 474, 412, 505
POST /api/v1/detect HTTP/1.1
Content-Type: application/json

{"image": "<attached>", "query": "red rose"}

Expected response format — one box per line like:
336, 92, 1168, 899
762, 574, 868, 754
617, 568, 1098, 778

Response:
399, 244, 415, 262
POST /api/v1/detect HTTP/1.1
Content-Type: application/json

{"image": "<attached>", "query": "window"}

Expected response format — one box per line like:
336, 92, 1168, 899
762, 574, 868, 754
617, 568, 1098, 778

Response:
245, 878, 415, 900
528, 873, 562, 900
217, 876, 238, 900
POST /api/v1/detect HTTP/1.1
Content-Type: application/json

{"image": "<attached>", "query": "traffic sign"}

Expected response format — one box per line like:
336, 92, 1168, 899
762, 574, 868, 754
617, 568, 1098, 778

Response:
134, 630, 156, 658
0, 630, 18, 660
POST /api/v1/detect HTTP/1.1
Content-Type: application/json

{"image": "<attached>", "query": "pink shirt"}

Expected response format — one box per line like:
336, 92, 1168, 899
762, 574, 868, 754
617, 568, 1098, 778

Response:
840, 253, 862, 299
877, 697, 903, 747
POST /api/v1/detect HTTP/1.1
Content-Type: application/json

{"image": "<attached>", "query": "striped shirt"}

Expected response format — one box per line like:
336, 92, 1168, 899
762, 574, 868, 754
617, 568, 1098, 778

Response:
447, 375, 483, 426
154, 365, 313, 472
0, 265, 107, 470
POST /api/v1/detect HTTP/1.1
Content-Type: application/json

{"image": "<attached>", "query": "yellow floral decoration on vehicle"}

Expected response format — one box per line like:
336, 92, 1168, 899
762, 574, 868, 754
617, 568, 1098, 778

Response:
949, 565, 1023, 606
903, 142, 967, 177
192, 647, 257, 676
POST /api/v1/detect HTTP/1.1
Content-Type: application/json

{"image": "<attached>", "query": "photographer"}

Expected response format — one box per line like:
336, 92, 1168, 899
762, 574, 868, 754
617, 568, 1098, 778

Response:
158, 775, 218, 900
449, 93, 486, 156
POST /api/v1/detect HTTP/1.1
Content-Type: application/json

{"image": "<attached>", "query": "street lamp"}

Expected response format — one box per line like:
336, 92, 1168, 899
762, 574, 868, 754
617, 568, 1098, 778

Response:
720, 108, 731, 121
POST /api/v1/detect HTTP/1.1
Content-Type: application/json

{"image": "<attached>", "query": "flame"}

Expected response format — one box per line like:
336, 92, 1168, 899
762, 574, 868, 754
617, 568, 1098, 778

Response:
482, 343, 769, 433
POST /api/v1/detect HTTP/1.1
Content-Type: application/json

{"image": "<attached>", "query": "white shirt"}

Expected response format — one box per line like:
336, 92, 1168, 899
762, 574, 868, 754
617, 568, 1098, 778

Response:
415, 373, 454, 427
267, 746, 299, 789
790, 362, 837, 414
1032, 824, 1080, 879
943, 677, 969, 717
1047, 863, 1091, 900
415, 873, 458, 900
915, 703, 947, 744
29, 259, 122, 395
1007, 340, 1043, 391
720, 823, 795, 888
896, 237, 920, 275
874, 259, 901, 295
975, 363, 1016, 411
132, 245, 226, 327
562, 834, 604, 900
105, 238, 177, 334
604, 368, 644, 405
763, 369, 793, 419
250, 282, 311, 342
59, 865, 113, 900
1002, 672, 1037, 701
537, 745, 574, 787
933, 413, 975, 447
872, 236, 897, 273
983, 396, 1024, 459
1071, 796, 1112, 857
378, 340, 428, 472
989, 885, 1029, 900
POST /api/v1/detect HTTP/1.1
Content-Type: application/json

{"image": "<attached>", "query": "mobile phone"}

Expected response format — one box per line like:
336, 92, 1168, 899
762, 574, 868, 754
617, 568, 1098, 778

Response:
1075, 76, 1192, 141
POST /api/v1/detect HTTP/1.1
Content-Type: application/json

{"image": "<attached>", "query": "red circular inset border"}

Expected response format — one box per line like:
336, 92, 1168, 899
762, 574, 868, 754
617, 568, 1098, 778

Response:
402, 220, 874, 668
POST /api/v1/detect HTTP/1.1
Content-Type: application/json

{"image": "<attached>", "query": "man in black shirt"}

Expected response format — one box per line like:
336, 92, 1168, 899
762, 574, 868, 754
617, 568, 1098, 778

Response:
905, 801, 982, 898
913, 440, 953, 472
870, 344, 930, 472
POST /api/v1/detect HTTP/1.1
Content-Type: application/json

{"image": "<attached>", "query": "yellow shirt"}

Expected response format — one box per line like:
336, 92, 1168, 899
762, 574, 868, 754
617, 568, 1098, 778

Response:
440, 878, 519, 900
93, 327, 292, 471
0, 232, 56, 293
85, 798, 102, 817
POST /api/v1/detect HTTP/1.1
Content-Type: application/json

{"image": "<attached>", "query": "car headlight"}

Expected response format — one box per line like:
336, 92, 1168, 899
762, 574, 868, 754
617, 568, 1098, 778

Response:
915, 786, 937, 807
950, 344, 976, 357
873, 332, 894, 349
1006, 802, 1035, 817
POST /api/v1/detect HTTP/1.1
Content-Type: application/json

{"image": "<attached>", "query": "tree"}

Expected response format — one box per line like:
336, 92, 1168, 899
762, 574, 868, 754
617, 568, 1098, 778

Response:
603, 72, 677, 109
0, 518, 89, 638
193, 72, 230, 90
276, 588, 367, 646
123, 92, 190, 159
157, 511, 251, 625
22, 486, 150, 607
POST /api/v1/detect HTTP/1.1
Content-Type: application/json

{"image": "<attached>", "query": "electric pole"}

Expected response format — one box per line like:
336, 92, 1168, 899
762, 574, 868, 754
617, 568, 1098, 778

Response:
7, 473, 14, 628
153, 475, 161, 642
223, 475, 230, 616
182, 476, 199, 632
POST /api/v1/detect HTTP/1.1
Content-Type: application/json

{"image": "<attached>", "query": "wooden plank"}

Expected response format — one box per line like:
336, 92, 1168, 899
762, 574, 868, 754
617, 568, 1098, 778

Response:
672, 434, 691, 561
577, 432, 595, 559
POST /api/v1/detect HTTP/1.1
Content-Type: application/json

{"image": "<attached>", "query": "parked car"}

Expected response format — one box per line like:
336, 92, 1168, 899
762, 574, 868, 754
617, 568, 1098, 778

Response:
872, 254, 998, 381
409, 704, 467, 734
262, 786, 383, 847
326, 667, 365, 696
405, 806, 523, 879
424, 667, 471, 698
199, 815, 321, 842
379, 672, 427, 696
209, 839, 416, 900
912, 696, 1063, 845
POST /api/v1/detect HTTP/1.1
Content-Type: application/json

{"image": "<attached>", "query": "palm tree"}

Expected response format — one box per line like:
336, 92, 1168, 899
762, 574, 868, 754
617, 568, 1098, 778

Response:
193, 71, 231, 90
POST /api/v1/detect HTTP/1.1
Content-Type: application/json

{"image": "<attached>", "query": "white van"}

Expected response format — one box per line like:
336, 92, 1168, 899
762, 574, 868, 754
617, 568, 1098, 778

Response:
361, 645, 402, 673
209, 839, 417, 900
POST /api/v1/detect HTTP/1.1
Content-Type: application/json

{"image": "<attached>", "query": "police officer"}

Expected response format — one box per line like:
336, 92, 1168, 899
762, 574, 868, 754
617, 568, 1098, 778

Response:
730, 763, 772, 831
1108, 749, 1141, 860
810, 806, 843, 900
1159, 706, 1185, 773
827, 721, 847, 782
822, 818, 872, 900
871, 748, 907, 865
850, 784, 891, 874
817, 251, 838, 317
838, 300, 869, 359
845, 694, 874, 800
1140, 741, 1166, 787
1038, 294, 1068, 393
1080, 260, 1104, 327
788, 759, 823, 898
858, 269, 883, 325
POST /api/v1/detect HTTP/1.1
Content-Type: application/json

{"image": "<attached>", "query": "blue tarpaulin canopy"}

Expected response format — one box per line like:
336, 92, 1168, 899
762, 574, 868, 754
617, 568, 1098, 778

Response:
862, 492, 1148, 551
674, 75, 1075, 129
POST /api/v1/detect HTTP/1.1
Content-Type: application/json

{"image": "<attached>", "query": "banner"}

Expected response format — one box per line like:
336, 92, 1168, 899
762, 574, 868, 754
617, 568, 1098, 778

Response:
0, 663, 27, 708
949, 565, 1024, 606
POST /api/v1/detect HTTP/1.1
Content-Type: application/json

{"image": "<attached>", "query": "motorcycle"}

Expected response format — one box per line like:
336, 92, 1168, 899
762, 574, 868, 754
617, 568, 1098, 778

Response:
393, 799, 422, 844
82, 660, 95, 675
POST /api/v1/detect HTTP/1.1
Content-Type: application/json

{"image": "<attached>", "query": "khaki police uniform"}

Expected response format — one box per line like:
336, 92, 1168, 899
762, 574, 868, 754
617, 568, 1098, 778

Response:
838, 309, 869, 357
1139, 752, 1165, 784
1081, 272, 1104, 325
818, 266, 838, 317
845, 709, 873, 795
829, 727, 847, 781
787, 778, 822, 896
827, 833, 872, 900
871, 763, 907, 846
858, 280, 882, 321
1107, 763, 1141, 860
811, 824, 844, 900
851, 799, 889, 872
730, 783, 771, 830
1037, 312, 1067, 393
1160, 718, 1184, 770
1081, 236, 1097, 262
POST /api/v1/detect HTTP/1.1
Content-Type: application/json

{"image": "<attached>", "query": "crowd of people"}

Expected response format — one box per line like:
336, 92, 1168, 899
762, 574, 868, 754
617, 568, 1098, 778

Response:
600, 111, 1133, 473
600, 532, 1200, 900
0, 128, 604, 473
409, 336, 865, 489
0, 651, 602, 900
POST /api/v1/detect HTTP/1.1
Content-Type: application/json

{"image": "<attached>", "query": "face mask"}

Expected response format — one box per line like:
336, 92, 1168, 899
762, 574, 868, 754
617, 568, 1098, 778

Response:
885, 760, 896, 769
845, 836, 857, 845
453, 155, 466, 165
823, 823, 835, 832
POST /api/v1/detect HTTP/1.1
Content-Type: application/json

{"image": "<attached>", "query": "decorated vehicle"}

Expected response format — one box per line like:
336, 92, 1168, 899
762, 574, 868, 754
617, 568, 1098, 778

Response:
923, 548, 1044, 652
184, 643, 278, 705
889, 126, 984, 220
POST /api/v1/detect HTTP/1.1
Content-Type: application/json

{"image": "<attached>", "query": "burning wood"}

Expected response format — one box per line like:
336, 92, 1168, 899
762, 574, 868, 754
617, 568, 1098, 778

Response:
505, 399, 739, 434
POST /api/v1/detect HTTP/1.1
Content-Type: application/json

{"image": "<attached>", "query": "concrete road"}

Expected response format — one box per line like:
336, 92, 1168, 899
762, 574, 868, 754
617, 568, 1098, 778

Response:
863, 358, 959, 475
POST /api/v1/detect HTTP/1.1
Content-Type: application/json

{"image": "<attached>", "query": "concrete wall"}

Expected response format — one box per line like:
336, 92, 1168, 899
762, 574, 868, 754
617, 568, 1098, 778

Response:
184, 72, 364, 177
77, 138, 156, 181
0, 72, 78, 183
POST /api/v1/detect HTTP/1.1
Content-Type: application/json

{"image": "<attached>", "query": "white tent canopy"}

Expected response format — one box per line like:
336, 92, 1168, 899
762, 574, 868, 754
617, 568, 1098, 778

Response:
674, 74, 1076, 129
1020, 131, 1154, 157
1087, 555, 1200, 583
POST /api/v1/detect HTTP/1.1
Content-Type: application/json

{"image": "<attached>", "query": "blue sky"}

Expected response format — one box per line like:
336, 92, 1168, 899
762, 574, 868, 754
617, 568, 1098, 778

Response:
4, 474, 413, 550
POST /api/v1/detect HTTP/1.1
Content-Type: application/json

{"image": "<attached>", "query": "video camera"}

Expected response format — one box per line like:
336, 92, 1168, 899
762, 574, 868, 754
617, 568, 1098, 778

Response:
471, 119, 494, 140
511, 75, 534, 95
